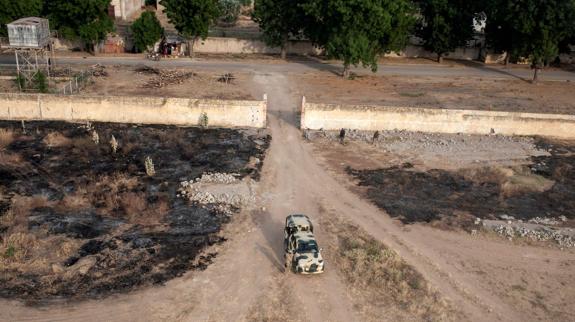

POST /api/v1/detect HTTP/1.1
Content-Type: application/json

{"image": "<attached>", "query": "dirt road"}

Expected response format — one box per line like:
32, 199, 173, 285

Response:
1, 54, 575, 82
0, 72, 565, 321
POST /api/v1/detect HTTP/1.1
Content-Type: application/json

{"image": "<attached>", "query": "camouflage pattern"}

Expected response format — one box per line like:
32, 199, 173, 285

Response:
284, 215, 324, 274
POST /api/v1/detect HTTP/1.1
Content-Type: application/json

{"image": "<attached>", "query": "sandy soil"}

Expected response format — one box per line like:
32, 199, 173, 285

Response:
290, 72, 575, 115
83, 66, 255, 99
309, 133, 575, 321
0, 66, 255, 100
1, 70, 574, 322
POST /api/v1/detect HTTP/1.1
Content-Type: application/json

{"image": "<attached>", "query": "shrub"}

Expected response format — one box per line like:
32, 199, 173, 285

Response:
34, 71, 49, 93
110, 135, 118, 153
219, 0, 241, 24
144, 156, 156, 176
199, 112, 209, 128
131, 11, 164, 53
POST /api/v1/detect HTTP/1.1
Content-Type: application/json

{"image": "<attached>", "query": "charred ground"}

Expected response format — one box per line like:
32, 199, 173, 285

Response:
0, 121, 269, 301
347, 138, 575, 227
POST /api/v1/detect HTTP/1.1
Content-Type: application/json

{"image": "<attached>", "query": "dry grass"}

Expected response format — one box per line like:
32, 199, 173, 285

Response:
320, 211, 458, 321
462, 166, 554, 198
0, 232, 39, 263
117, 191, 169, 225
55, 194, 91, 211
0, 152, 23, 167
43, 132, 72, 148
0, 128, 14, 150
6, 195, 52, 232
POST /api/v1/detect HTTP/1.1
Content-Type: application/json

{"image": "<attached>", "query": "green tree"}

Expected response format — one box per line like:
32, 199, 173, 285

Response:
302, 0, 415, 78
415, 0, 477, 63
0, 0, 44, 37
252, 0, 307, 59
484, 0, 516, 66
131, 11, 164, 52
219, 0, 241, 25
45, 0, 114, 53
484, 0, 575, 83
160, 0, 220, 56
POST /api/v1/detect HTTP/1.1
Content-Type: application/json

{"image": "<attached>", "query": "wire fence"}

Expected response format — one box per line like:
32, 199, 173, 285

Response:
57, 69, 92, 95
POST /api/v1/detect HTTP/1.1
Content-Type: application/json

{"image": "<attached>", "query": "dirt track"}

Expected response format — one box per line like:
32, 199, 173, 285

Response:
1, 72, 574, 321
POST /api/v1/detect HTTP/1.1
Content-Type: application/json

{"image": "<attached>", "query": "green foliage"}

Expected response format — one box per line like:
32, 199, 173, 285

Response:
239, 0, 252, 6
219, 0, 241, 24
45, 0, 114, 49
145, 0, 157, 6
253, 0, 307, 53
3, 245, 15, 258
485, 0, 575, 80
15, 75, 26, 90
131, 11, 164, 52
160, 0, 220, 41
415, 0, 477, 61
302, 0, 415, 76
34, 71, 49, 93
0, 0, 44, 37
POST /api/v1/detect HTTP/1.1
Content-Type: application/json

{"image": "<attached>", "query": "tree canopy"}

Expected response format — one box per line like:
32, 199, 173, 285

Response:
415, 0, 477, 63
0, 0, 44, 36
484, 0, 575, 82
302, 0, 415, 77
252, 0, 308, 59
131, 11, 164, 52
44, 0, 113, 50
160, 0, 220, 53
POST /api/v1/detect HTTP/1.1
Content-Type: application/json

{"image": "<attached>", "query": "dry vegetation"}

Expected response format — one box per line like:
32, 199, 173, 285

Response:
319, 210, 458, 321
82, 65, 255, 100
291, 73, 575, 115
0, 121, 270, 300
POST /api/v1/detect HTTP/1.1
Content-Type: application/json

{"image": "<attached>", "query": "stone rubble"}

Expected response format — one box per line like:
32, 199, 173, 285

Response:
179, 172, 255, 208
483, 217, 575, 248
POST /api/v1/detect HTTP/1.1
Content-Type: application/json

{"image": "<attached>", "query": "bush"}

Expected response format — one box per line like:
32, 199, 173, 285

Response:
131, 11, 164, 53
199, 112, 209, 128
34, 71, 49, 93
219, 0, 241, 24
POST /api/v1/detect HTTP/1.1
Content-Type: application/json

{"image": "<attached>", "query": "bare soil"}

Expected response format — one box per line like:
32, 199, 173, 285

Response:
291, 72, 575, 115
0, 121, 269, 300
0, 65, 255, 100
309, 131, 575, 321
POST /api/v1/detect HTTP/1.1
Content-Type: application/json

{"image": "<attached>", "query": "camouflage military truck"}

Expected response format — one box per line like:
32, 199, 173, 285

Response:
284, 214, 325, 274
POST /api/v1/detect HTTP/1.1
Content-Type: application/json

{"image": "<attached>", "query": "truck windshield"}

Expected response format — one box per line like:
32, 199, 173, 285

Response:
297, 241, 318, 253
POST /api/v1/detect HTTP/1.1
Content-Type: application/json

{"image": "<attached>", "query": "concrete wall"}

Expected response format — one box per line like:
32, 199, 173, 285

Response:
192, 37, 480, 60
300, 98, 575, 139
193, 37, 322, 55
0, 94, 267, 129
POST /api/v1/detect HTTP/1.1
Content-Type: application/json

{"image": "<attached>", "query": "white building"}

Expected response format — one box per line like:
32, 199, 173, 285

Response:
110, 0, 145, 20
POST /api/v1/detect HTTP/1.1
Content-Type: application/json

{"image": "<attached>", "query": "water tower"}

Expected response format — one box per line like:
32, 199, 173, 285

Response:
6, 17, 53, 90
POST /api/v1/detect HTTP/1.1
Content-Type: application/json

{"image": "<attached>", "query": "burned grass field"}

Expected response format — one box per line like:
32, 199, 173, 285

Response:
0, 121, 269, 301
347, 138, 575, 227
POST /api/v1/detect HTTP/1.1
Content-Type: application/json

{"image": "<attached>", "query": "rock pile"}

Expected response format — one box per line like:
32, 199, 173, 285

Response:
492, 224, 575, 248
179, 172, 255, 207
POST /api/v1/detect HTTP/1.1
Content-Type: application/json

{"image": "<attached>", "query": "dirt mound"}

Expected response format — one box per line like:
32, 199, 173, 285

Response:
0, 121, 270, 301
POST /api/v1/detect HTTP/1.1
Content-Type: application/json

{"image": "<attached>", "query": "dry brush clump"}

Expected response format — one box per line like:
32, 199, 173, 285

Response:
43, 132, 72, 148
0, 129, 14, 150
321, 214, 457, 321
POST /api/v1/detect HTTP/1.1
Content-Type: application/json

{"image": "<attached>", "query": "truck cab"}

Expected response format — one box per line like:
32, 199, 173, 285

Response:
284, 215, 324, 274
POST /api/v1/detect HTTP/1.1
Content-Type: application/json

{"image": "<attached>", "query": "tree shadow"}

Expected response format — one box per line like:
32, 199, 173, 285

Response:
452, 59, 531, 83
285, 55, 344, 77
